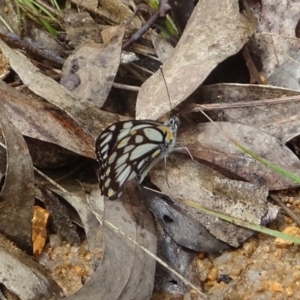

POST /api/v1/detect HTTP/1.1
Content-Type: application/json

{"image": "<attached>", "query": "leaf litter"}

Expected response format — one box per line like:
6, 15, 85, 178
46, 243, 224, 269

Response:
136, 0, 256, 119
1, 0, 300, 299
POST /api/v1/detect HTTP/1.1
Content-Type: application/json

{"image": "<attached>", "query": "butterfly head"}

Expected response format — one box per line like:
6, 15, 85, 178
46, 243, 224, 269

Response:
158, 116, 179, 147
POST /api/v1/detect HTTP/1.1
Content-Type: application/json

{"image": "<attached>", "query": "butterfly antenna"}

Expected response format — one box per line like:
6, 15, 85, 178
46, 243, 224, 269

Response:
160, 66, 173, 110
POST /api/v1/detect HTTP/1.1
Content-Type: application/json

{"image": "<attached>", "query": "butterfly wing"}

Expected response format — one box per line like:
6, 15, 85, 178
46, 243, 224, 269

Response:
96, 120, 166, 199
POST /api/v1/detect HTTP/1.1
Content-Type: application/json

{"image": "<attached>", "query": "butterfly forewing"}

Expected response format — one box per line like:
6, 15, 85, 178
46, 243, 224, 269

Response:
95, 117, 179, 200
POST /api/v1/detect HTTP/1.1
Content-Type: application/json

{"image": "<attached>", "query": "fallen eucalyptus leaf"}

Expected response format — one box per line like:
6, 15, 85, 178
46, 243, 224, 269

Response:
198, 84, 300, 143
247, 0, 300, 78
143, 187, 229, 253
180, 122, 300, 189
0, 101, 34, 253
65, 181, 157, 300
0, 40, 124, 140
150, 153, 278, 247
0, 80, 95, 158
0, 233, 63, 300
154, 225, 195, 295
64, 11, 102, 48
136, 0, 256, 119
61, 25, 125, 108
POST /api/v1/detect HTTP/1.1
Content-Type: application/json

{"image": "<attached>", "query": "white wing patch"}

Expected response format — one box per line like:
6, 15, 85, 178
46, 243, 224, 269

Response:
143, 128, 164, 142
130, 143, 159, 160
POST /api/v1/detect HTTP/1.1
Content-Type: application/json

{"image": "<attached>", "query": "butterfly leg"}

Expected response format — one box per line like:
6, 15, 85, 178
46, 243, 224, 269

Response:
174, 146, 194, 160
164, 155, 170, 188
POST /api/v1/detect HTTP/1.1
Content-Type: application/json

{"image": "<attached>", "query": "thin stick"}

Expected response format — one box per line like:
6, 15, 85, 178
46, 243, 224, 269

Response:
270, 194, 300, 227
191, 94, 300, 111
113, 82, 140, 92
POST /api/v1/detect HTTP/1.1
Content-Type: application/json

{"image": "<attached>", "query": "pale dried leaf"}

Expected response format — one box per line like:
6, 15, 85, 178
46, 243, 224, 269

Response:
0, 81, 95, 158
136, 0, 256, 119
268, 50, 300, 91
64, 11, 102, 48
150, 31, 174, 63
98, 0, 142, 29
61, 25, 125, 108
65, 182, 157, 300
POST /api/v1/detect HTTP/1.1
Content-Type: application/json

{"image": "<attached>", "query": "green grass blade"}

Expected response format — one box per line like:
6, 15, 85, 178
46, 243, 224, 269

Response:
235, 142, 300, 185
183, 199, 300, 245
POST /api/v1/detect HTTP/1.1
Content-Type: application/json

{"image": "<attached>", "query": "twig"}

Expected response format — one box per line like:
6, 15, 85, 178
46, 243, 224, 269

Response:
112, 82, 140, 92
190, 94, 300, 112
0, 32, 64, 66
269, 194, 300, 227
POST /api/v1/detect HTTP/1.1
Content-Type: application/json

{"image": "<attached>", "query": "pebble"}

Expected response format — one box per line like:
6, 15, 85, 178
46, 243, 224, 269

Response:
39, 235, 94, 296
196, 233, 300, 299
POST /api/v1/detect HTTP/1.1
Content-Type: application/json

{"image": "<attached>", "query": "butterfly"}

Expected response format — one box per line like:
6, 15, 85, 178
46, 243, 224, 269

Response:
95, 116, 179, 200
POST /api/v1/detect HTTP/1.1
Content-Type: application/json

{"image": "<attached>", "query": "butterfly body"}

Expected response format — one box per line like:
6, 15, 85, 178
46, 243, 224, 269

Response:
95, 117, 179, 200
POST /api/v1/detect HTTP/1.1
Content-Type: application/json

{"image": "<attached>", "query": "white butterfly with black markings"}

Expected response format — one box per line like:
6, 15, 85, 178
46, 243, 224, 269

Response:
95, 116, 179, 200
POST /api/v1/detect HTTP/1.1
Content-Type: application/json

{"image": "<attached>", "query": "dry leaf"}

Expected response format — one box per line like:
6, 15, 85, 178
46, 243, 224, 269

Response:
0, 233, 63, 299
150, 31, 174, 63
0, 40, 123, 140
247, 0, 300, 78
181, 122, 300, 190
61, 25, 125, 108
0, 81, 95, 159
0, 101, 34, 253
98, 0, 142, 30
65, 182, 157, 300
136, 0, 256, 119
268, 50, 300, 91
150, 153, 279, 247
143, 188, 229, 253
64, 11, 102, 48
199, 84, 300, 143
